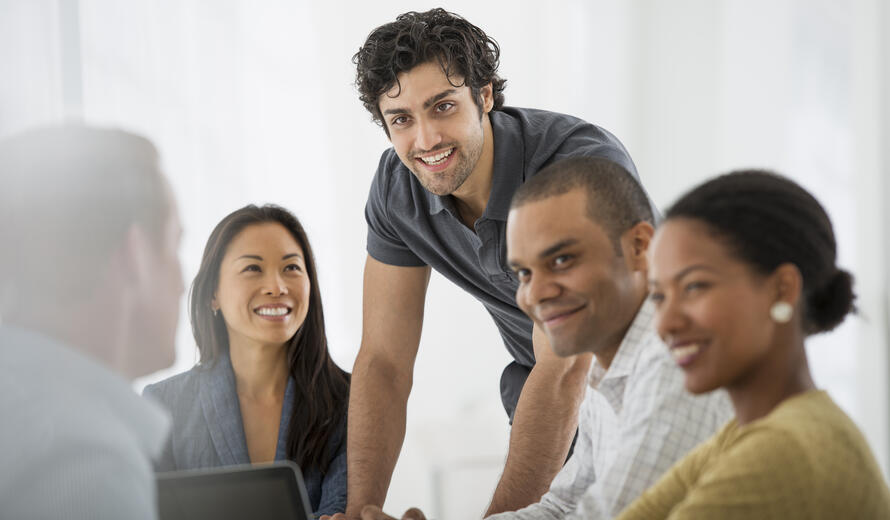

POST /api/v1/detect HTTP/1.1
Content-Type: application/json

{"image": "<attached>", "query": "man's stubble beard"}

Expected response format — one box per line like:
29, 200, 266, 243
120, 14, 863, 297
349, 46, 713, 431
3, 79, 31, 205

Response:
410, 122, 485, 197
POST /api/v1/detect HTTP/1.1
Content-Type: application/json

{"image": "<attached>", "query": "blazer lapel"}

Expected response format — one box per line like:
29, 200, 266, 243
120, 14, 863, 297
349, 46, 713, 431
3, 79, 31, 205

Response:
198, 354, 249, 465
274, 376, 296, 461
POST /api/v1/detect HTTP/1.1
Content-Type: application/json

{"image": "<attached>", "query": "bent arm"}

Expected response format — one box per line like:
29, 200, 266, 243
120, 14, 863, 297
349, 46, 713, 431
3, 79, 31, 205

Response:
345, 255, 430, 518
485, 325, 592, 516
486, 395, 597, 520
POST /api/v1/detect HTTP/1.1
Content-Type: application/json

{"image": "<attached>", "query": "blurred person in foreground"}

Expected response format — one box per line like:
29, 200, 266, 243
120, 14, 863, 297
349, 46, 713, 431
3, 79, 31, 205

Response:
358, 157, 731, 520
144, 204, 350, 517
615, 171, 890, 518
0, 126, 183, 519
344, 9, 654, 517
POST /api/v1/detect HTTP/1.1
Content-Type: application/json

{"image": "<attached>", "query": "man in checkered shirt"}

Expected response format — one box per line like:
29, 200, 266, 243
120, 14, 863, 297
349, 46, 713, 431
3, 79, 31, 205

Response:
359, 158, 732, 520
489, 156, 733, 519
361, 156, 734, 520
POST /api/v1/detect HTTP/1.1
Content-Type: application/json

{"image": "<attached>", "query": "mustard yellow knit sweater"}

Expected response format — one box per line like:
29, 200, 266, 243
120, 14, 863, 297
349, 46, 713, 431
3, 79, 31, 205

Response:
616, 390, 890, 520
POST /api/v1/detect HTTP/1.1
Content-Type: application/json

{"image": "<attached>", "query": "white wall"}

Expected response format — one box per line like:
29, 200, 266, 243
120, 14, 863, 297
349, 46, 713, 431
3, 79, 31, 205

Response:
1, 1, 887, 518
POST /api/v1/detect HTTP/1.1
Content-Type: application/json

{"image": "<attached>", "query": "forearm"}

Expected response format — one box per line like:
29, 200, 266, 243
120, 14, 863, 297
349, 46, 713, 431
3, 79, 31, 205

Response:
485, 354, 591, 516
486, 499, 565, 520
345, 352, 412, 518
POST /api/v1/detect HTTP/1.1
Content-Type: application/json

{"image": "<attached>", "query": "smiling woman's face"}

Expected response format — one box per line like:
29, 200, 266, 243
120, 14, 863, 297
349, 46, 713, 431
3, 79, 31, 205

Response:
213, 222, 310, 353
648, 218, 779, 394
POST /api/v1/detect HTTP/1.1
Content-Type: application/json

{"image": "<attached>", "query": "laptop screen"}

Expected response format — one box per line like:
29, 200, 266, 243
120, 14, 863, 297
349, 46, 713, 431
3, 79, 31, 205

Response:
156, 461, 313, 520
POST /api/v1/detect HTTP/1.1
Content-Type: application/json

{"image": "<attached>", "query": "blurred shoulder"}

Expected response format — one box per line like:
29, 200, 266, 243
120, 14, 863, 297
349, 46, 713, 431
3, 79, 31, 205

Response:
142, 364, 207, 405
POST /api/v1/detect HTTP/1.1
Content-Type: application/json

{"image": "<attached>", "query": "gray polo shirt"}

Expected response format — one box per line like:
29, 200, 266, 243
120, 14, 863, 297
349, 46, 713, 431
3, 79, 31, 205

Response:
365, 106, 642, 418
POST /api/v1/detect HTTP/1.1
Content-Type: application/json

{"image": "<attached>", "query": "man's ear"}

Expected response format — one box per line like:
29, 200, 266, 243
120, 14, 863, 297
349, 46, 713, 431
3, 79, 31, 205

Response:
480, 82, 494, 113
621, 221, 655, 272
119, 223, 153, 291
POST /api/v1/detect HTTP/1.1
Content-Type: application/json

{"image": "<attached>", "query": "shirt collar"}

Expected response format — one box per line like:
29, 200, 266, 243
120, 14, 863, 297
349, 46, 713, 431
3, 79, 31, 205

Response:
588, 299, 658, 391
427, 109, 525, 220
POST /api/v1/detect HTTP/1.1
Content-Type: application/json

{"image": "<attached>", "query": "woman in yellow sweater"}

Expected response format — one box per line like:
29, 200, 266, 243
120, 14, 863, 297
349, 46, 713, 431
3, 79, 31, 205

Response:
620, 170, 890, 519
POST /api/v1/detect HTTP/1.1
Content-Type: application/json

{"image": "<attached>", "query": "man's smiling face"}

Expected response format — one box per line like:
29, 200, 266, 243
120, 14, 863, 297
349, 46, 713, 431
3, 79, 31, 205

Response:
378, 61, 492, 196
508, 189, 648, 365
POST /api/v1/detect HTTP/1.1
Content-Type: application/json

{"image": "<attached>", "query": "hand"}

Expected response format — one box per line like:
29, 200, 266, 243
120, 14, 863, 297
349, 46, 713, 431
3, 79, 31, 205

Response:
359, 505, 428, 520
320, 514, 359, 520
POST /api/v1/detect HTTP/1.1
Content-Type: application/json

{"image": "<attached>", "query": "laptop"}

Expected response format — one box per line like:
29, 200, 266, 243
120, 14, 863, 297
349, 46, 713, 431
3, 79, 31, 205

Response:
156, 461, 314, 520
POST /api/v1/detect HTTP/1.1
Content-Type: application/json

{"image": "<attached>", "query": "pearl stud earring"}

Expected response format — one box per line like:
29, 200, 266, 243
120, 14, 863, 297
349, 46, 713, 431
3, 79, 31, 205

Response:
770, 302, 793, 323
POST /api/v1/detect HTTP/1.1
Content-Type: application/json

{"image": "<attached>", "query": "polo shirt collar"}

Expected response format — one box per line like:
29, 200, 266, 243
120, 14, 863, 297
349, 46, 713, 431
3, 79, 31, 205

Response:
428, 109, 525, 220
428, 189, 450, 215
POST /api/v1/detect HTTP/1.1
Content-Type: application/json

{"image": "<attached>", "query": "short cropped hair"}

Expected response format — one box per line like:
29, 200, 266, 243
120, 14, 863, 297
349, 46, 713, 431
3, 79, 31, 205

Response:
511, 156, 654, 254
0, 125, 169, 309
353, 8, 507, 134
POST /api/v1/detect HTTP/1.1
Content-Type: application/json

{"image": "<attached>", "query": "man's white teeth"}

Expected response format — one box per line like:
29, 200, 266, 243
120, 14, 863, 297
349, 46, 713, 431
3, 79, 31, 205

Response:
256, 307, 288, 316
420, 148, 453, 165
672, 344, 700, 361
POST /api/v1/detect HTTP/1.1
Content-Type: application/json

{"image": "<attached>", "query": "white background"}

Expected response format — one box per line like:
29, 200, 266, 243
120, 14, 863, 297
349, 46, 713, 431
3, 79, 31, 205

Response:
2, 1, 888, 518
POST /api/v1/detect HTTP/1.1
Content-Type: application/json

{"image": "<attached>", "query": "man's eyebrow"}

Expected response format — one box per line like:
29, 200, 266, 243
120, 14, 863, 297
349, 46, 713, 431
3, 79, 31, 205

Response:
539, 238, 579, 259
422, 89, 458, 110
381, 88, 459, 116
382, 106, 409, 116
507, 238, 579, 270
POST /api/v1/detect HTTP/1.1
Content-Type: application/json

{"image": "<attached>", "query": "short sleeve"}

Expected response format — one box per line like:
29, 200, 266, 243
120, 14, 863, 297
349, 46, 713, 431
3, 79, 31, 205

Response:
364, 152, 426, 267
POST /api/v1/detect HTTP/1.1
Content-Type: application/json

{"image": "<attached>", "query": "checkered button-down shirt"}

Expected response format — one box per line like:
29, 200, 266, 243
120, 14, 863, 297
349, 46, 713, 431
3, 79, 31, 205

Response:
488, 300, 733, 520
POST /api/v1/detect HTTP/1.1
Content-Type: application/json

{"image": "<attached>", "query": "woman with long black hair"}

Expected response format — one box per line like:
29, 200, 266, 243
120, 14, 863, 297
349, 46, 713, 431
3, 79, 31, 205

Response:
144, 204, 349, 517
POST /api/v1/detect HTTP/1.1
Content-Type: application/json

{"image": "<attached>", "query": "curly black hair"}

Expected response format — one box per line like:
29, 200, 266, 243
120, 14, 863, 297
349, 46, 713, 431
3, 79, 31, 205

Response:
353, 8, 507, 135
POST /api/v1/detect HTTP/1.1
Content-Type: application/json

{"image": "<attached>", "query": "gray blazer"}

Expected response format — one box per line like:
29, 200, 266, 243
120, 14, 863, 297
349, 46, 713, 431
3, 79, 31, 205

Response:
143, 354, 347, 517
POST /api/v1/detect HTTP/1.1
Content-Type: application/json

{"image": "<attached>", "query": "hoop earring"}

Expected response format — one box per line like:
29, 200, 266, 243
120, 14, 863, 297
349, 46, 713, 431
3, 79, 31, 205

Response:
770, 302, 793, 323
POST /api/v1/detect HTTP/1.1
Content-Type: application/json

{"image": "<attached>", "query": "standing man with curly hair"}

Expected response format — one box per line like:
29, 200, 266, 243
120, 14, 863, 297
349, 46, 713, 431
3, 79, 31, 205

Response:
341, 8, 652, 519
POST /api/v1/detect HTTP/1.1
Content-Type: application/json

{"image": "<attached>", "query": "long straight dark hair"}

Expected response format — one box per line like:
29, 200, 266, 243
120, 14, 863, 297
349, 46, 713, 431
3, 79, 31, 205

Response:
190, 204, 349, 473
